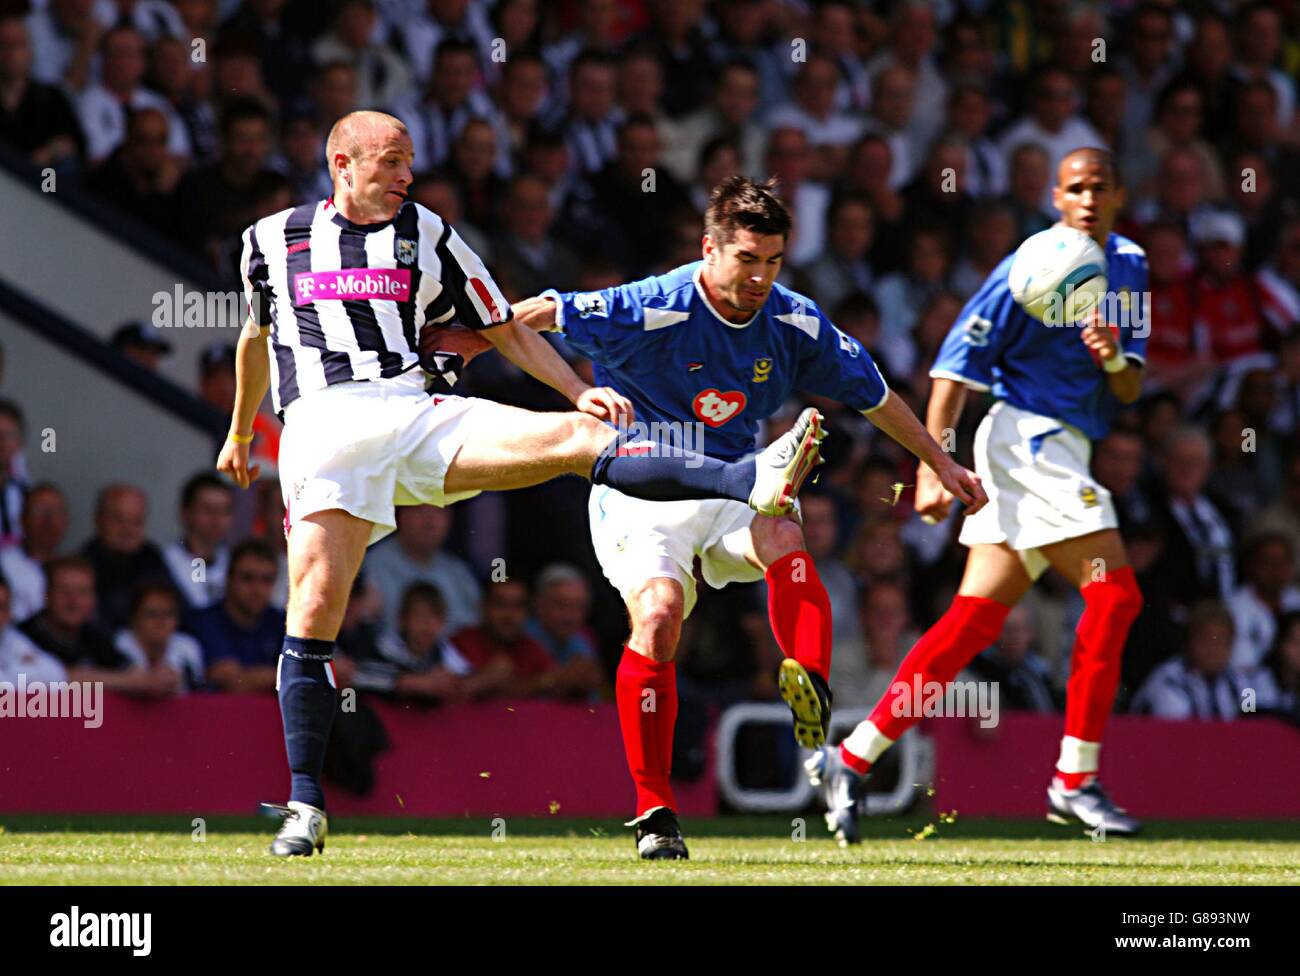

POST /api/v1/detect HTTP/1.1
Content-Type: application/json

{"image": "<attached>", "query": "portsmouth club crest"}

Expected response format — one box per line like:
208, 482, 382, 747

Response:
394, 235, 418, 266
752, 357, 773, 383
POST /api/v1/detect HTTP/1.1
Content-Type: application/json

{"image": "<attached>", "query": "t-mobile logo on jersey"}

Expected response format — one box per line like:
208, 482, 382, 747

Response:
693, 389, 746, 427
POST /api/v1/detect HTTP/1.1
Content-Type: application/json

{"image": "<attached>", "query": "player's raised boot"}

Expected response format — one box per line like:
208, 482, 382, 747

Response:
1046, 778, 1142, 836
750, 407, 826, 516
263, 801, 328, 856
777, 658, 832, 748
805, 746, 865, 847
631, 807, 690, 860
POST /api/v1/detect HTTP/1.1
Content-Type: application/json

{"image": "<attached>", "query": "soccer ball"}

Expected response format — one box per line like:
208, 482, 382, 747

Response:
1007, 225, 1108, 325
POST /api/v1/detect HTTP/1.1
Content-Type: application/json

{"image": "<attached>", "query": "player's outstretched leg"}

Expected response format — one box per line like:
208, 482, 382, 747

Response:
806, 544, 1025, 842
443, 404, 826, 515
268, 510, 371, 857
1042, 534, 1143, 835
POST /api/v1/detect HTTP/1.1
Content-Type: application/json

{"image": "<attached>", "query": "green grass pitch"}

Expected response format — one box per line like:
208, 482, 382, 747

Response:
1, 816, 1297, 885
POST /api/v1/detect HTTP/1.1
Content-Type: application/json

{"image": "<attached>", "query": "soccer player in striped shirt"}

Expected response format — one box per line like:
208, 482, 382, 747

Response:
216, 111, 826, 857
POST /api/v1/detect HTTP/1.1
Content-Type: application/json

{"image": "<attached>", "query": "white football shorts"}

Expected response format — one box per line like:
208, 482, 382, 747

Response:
278, 369, 499, 546
959, 400, 1118, 579
589, 485, 774, 617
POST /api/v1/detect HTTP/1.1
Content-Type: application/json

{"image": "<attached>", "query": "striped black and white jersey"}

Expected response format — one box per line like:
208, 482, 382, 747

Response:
239, 199, 512, 414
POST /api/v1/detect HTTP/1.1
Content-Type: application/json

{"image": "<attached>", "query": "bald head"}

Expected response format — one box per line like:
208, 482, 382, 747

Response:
326, 110, 409, 173
326, 110, 415, 224
1057, 146, 1118, 187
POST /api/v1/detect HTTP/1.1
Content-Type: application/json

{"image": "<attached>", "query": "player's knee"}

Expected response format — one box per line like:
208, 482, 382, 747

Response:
627, 587, 684, 662
751, 515, 805, 565
560, 413, 615, 468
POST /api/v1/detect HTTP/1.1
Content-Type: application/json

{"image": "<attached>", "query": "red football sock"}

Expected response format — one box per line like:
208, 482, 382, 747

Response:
764, 550, 833, 680
839, 743, 872, 775
1054, 770, 1094, 790
1063, 566, 1142, 745
616, 646, 678, 817
865, 595, 1010, 742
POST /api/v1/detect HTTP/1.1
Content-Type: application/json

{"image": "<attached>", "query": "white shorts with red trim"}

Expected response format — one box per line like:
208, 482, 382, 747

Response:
278, 369, 492, 547
588, 485, 774, 618
958, 400, 1118, 579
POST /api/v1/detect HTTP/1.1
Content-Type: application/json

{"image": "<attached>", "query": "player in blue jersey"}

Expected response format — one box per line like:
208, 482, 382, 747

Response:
431, 176, 987, 858
805, 147, 1149, 844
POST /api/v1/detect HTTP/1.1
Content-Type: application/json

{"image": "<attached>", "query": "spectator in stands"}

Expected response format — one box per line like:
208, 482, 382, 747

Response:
1143, 221, 1214, 400
197, 343, 236, 416
799, 492, 862, 657
963, 604, 1058, 712
1223, 151, 1286, 271
1115, 3, 1179, 169
394, 38, 497, 178
0, 574, 66, 686
306, 59, 358, 132
1132, 600, 1278, 720
660, 60, 763, 183
945, 83, 1005, 200
25, 0, 103, 92
872, 225, 952, 379
1133, 82, 1224, 208
495, 52, 548, 161
0, 482, 69, 624
83, 107, 198, 247
950, 200, 1016, 299
561, 112, 692, 276
353, 582, 473, 702
491, 172, 581, 298
1084, 70, 1129, 170
1227, 533, 1300, 670
859, 62, 918, 191
1205, 408, 1271, 535
524, 563, 602, 676
192, 97, 277, 264
447, 117, 506, 231
765, 125, 830, 268
1151, 425, 1237, 604
364, 505, 481, 637
20, 556, 178, 695
768, 54, 864, 178
162, 473, 232, 612
804, 192, 875, 315
0, 15, 83, 168
543, 0, 621, 99
453, 578, 576, 700
219, 0, 314, 106
114, 580, 202, 694
395, 0, 497, 89
1001, 141, 1055, 241
81, 483, 170, 630
1092, 428, 1155, 532
111, 321, 173, 370
634, 0, 712, 120
1222, 81, 1300, 204
146, 34, 217, 165
558, 49, 622, 176
276, 111, 332, 206
830, 576, 917, 709
1263, 611, 1300, 718
903, 134, 974, 247
616, 44, 666, 127
78, 26, 189, 164
996, 65, 1104, 212
188, 539, 283, 692
0, 398, 27, 549
1249, 454, 1300, 576
310, 0, 411, 112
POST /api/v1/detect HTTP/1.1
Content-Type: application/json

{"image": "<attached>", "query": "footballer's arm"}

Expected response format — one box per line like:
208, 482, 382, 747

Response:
215, 319, 271, 489
1082, 319, 1143, 404
873, 377, 984, 521
417, 294, 558, 364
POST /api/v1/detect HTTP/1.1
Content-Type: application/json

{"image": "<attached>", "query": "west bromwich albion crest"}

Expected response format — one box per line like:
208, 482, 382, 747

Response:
394, 236, 418, 266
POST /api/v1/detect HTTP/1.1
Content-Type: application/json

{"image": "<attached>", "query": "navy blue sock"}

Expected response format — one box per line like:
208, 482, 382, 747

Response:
278, 636, 337, 811
590, 434, 755, 503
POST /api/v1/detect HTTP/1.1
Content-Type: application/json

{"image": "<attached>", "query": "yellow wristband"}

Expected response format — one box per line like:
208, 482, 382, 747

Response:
229, 430, 254, 444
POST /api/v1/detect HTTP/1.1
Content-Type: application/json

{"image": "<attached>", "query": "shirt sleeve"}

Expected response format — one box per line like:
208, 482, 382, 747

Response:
793, 304, 890, 413
929, 271, 1018, 391
1120, 252, 1150, 367
433, 223, 513, 331
240, 224, 273, 333
542, 281, 649, 368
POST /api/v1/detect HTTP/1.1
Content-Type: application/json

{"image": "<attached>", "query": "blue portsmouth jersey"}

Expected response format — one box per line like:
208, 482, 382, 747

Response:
930, 231, 1149, 440
543, 262, 888, 462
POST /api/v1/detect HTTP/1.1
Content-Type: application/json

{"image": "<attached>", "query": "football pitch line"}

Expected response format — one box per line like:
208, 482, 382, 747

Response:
0, 817, 1297, 886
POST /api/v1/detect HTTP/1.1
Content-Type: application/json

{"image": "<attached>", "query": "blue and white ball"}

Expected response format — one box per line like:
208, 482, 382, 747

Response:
1008, 225, 1108, 325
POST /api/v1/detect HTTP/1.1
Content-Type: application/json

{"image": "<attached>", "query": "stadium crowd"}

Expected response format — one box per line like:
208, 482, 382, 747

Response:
3, 0, 1300, 786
